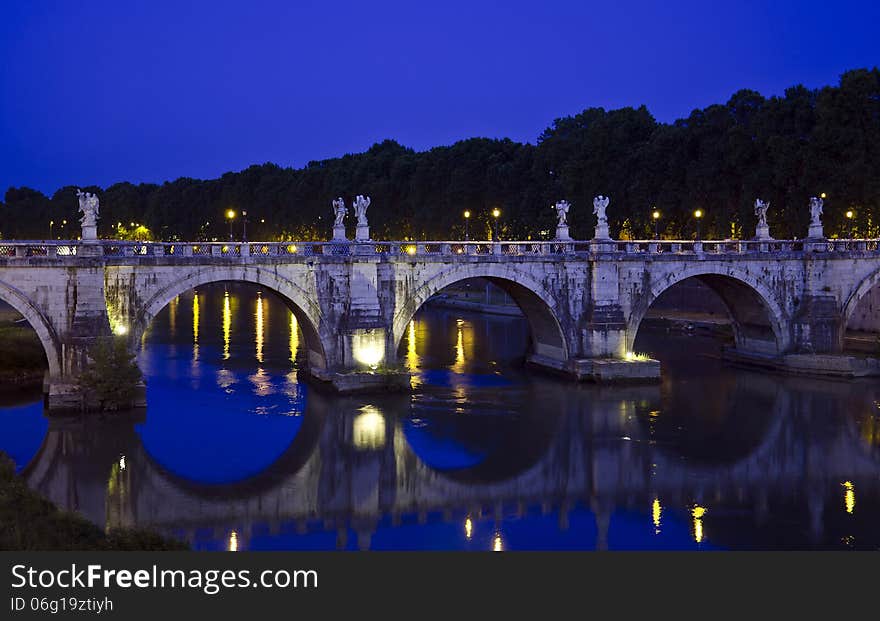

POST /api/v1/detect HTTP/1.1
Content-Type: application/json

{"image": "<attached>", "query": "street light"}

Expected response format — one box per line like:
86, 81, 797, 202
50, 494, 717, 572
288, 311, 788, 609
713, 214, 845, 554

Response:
846, 210, 855, 240
242, 210, 248, 243
463, 210, 471, 241
491, 208, 501, 241
693, 209, 703, 241
49, 220, 54, 239
226, 209, 236, 241
652, 209, 660, 240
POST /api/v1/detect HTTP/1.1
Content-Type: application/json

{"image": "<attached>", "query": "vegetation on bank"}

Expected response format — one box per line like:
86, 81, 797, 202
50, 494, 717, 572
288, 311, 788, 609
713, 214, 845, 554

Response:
0, 308, 46, 389
78, 337, 144, 412
0, 453, 187, 550
1, 68, 878, 242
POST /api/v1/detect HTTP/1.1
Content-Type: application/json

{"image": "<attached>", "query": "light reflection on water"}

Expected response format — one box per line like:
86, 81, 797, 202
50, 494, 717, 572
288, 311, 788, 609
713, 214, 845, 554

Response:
1, 282, 880, 551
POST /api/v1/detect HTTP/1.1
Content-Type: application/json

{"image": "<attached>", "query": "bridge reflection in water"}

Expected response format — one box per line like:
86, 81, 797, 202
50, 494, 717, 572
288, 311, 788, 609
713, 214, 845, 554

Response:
8, 284, 880, 550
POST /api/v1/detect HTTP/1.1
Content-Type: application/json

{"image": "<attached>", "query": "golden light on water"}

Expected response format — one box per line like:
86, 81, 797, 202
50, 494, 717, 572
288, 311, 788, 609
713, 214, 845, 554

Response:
228, 531, 239, 552
465, 517, 473, 540
222, 290, 231, 360
352, 406, 386, 450
843, 481, 855, 514
289, 312, 299, 364
192, 293, 200, 343
492, 533, 503, 552
451, 318, 469, 374
255, 292, 265, 364
406, 320, 418, 370
692, 505, 707, 543
168, 295, 178, 336
652, 497, 662, 534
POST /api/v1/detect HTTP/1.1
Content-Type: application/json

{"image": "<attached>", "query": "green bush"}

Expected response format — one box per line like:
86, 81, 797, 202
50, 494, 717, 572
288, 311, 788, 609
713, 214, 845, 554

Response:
77, 337, 143, 411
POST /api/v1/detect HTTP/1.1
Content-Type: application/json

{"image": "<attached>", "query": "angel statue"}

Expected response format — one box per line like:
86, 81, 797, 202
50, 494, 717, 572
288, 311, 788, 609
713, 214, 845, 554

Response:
76, 189, 100, 228
809, 196, 823, 226
554, 200, 571, 227
332, 197, 347, 226
593, 195, 609, 226
754, 199, 769, 227
353, 195, 371, 227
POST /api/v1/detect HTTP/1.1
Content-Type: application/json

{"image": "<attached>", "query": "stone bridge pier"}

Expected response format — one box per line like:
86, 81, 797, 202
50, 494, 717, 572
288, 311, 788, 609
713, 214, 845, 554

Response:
3, 238, 880, 411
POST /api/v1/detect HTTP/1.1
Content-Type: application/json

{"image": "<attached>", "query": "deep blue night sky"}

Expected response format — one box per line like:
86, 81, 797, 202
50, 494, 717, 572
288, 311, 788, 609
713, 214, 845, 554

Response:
1, 0, 877, 194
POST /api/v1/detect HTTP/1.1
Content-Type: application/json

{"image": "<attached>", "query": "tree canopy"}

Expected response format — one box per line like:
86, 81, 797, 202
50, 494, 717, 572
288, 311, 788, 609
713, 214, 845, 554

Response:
2, 68, 878, 242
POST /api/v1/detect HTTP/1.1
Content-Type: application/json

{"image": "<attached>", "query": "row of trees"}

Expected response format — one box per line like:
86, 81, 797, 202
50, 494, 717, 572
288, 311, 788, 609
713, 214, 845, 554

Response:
2, 69, 878, 242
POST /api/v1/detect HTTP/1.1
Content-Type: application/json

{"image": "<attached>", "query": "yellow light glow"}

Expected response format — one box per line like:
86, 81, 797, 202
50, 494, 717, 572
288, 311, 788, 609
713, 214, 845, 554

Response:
226, 209, 236, 220
846, 210, 854, 219
465, 517, 473, 540
624, 351, 650, 361
289, 312, 299, 364
222, 290, 231, 360
352, 331, 384, 369
192, 292, 200, 344
493, 533, 503, 552
492, 208, 501, 219
464, 210, 471, 219
694, 209, 703, 219
843, 481, 855, 514
255, 293, 265, 364
405, 245, 417, 255
352, 406, 386, 450
113, 324, 128, 336
820, 192, 827, 199
652, 210, 660, 220
406, 320, 418, 371
692, 505, 707, 543
452, 318, 468, 374
287, 244, 298, 254
652, 497, 661, 533
228, 531, 239, 552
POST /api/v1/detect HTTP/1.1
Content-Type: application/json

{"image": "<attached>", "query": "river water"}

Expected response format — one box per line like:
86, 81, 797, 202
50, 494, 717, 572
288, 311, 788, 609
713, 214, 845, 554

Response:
2, 283, 879, 550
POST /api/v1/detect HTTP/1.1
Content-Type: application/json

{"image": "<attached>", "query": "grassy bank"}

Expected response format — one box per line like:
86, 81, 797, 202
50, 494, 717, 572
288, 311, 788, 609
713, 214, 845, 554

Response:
0, 308, 47, 389
0, 453, 187, 550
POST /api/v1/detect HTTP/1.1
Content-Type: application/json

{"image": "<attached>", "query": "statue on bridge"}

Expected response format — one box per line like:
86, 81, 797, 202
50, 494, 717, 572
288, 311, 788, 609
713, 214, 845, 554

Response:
754, 199, 771, 240
76, 189, 100, 241
353, 195, 371, 241
331, 197, 347, 240
808, 196, 824, 239
592, 195, 610, 240
554, 200, 572, 241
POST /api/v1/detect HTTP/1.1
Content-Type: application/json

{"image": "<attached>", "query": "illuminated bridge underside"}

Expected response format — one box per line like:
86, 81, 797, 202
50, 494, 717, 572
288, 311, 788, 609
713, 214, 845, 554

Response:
2, 239, 880, 409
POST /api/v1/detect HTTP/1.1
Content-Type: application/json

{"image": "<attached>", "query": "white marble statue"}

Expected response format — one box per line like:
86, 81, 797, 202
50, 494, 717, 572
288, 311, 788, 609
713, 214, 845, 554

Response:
593, 195, 609, 227
353, 195, 371, 227
554, 200, 571, 227
76, 189, 100, 228
332, 197, 347, 226
809, 196, 823, 226
755, 199, 769, 228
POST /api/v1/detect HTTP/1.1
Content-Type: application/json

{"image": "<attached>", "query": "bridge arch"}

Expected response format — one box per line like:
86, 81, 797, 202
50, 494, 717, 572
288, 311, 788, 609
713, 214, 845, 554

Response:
626, 265, 788, 355
132, 266, 329, 370
840, 267, 880, 348
391, 264, 569, 363
0, 278, 61, 378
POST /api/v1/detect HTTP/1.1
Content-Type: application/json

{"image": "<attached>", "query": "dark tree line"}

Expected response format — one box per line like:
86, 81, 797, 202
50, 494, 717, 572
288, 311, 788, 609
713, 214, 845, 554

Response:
2, 68, 878, 242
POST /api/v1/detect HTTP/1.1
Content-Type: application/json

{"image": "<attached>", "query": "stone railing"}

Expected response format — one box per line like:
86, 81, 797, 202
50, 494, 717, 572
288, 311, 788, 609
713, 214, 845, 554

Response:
1, 238, 879, 260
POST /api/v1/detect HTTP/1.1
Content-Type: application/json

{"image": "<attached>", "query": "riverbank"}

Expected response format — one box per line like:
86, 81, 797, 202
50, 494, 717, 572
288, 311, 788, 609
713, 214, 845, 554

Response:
0, 451, 187, 550
0, 308, 47, 392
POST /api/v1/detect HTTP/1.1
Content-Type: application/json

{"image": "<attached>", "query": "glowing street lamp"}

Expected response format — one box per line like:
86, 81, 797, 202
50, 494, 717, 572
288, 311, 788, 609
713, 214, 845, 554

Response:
226, 209, 236, 241
845, 209, 855, 239
242, 210, 249, 243
652, 209, 661, 240
693, 209, 703, 241
49, 220, 54, 239
491, 208, 501, 241
463, 210, 471, 241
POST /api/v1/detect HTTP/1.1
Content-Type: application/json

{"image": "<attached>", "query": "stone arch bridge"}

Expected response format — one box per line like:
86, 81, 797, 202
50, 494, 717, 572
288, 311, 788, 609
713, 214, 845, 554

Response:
1, 237, 880, 410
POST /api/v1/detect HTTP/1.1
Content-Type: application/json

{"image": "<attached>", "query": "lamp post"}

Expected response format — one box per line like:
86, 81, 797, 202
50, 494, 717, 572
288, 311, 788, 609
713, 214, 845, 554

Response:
846, 210, 855, 241
463, 210, 471, 241
49, 220, 54, 240
694, 209, 703, 241
652, 209, 660, 240
491, 208, 501, 241
226, 209, 236, 241
242, 210, 248, 243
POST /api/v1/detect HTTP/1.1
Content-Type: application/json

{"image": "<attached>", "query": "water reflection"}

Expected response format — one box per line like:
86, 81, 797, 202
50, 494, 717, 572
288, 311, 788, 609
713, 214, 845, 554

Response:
3, 284, 880, 550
